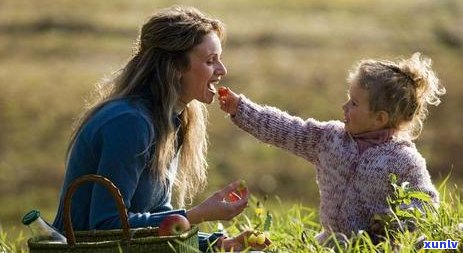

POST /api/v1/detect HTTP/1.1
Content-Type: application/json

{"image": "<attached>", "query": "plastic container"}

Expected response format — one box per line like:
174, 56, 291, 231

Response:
22, 209, 67, 244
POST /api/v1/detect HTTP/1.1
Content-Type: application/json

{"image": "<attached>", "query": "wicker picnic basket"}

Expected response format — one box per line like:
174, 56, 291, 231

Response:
27, 174, 199, 253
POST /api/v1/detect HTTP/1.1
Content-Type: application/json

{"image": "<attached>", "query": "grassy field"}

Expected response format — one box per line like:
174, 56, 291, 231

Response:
1, 0, 463, 251
2, 180, 463, 252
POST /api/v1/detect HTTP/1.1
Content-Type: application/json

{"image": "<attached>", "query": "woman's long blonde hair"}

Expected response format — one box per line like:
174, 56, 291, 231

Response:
348, 52, 446, 140
68, 6, 225, 207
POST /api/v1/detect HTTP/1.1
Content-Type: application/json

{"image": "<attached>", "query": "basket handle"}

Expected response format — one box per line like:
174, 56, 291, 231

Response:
63, 174, 131, 246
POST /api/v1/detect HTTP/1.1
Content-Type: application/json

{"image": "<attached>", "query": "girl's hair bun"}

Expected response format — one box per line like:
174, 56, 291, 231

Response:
399, 52, 445, 107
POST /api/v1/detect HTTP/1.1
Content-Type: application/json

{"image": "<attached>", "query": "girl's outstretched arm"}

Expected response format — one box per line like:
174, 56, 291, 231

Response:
218, 86, 327, 163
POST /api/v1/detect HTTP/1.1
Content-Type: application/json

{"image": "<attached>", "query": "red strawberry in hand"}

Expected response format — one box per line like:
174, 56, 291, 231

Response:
228, 191, 241, 202
237, 179, 247, 196
218, 87, 228, 97
226, 180, 247, 202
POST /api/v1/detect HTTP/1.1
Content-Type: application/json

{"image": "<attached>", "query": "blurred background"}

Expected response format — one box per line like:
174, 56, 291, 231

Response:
1, 0, 462, 240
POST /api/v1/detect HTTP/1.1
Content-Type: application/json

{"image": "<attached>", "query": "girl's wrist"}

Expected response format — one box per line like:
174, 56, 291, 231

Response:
229, 95, 241, 117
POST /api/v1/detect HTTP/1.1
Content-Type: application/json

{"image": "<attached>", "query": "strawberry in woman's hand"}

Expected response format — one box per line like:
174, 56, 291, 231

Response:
237, 179, 246, 194
228, 191, 241, 202
226, 180, 247, 202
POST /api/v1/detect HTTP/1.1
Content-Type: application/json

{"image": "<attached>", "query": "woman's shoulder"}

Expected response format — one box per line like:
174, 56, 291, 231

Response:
85, 98, 152, 135
97, 98, 150, 119
97, 97, 145, 114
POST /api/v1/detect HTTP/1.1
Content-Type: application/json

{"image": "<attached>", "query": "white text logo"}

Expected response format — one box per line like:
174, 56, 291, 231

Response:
423, 239, 459, 249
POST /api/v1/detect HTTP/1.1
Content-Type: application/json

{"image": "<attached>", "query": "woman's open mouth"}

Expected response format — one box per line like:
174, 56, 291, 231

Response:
208, 80, 220, 94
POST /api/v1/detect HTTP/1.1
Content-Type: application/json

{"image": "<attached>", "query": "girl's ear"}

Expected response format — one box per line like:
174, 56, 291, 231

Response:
375, 111, 389, 128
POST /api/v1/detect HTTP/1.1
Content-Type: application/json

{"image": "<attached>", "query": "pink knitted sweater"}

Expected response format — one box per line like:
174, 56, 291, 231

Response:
231, 96, 439, 240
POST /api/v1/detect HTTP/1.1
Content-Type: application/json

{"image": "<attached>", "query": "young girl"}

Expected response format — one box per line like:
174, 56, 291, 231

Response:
218, 53, 445, 244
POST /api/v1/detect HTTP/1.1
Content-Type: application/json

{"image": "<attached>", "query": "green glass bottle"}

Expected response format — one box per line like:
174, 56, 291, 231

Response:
22, 209, 67, 244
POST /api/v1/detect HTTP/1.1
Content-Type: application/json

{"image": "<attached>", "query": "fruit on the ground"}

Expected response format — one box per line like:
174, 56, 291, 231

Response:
158, 214, 191, 236
247, 233, 257, 244
256, 233, 266, 245
247, 231, 269, 246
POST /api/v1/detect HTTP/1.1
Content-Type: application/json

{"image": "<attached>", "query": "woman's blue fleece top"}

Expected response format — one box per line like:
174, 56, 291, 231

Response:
52, 98, 221, 251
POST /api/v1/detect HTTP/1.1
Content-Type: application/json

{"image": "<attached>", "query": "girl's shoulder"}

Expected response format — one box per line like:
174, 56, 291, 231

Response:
375, 138, 425, 166
386, 137, 418, 153
316, 119, 350, 139
323, 120, 346, 132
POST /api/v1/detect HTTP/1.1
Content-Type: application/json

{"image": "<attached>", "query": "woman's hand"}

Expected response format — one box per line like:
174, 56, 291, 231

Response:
217, 87, 239, 116
215, 230, 272, 252
186, 180, 249, 224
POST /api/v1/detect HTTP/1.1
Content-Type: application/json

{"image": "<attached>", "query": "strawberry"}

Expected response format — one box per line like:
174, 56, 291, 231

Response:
237, 179, 247, 196
228, 191, 241, 202
218, 87, 228, 97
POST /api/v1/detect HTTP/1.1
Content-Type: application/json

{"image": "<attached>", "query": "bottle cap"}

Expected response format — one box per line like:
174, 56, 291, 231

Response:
22, 209, 40, 225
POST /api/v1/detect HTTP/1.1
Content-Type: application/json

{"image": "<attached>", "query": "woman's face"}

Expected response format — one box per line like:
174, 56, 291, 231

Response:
179, 32, 227, 105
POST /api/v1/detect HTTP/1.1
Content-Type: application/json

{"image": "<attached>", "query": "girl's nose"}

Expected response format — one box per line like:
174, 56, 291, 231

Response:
342, 102, 348, 112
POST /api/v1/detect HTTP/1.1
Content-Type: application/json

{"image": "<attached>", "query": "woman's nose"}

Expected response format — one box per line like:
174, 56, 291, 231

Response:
216, 61, 227, 77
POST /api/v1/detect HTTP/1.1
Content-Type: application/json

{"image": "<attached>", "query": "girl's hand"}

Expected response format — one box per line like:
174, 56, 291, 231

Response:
186, 180, 249, 224
216, 230, 272, 252
217, 86, 239, 116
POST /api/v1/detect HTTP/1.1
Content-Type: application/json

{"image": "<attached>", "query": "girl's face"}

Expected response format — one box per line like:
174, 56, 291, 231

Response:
342, 82, 383, 135
179, 32, 227, 105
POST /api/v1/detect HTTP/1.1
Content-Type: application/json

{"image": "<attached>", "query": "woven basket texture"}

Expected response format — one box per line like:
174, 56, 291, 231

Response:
27, 174, 200, 253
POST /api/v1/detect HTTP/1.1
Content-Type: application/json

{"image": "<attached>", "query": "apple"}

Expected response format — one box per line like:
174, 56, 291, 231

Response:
158, 214, 191, 236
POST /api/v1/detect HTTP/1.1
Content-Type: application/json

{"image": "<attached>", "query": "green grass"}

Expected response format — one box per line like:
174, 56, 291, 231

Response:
3, 179, 462, 252
203, 177, 463, 252
0, 229, 26, 253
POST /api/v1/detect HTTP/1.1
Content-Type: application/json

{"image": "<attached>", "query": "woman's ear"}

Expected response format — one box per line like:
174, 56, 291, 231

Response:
375, 111, 389, 128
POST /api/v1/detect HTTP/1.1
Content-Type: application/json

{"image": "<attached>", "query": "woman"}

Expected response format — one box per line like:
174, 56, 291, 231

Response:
52, 5, 266, 252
